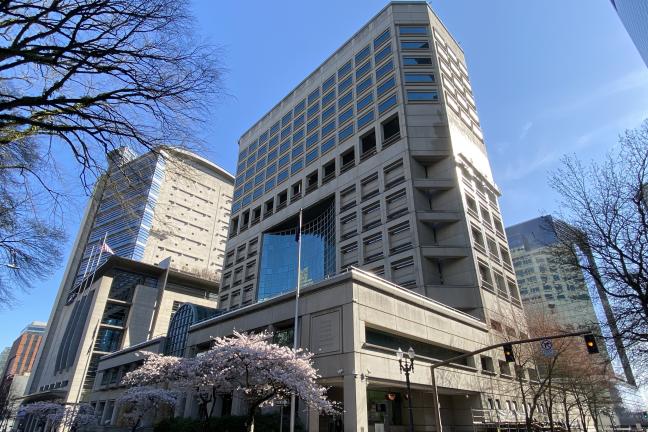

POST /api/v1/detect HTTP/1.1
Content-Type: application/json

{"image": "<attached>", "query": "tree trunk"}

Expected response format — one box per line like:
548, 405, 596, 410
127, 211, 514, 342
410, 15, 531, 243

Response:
245, 406, 257, 432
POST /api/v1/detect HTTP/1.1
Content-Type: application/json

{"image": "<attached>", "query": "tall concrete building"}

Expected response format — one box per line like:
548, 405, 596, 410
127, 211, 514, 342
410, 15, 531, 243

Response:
82, 4, 614, 431
24, 148, 234, 406
610, 0, 648, 66
221, 0, 522, 326
0, 322, 46, 431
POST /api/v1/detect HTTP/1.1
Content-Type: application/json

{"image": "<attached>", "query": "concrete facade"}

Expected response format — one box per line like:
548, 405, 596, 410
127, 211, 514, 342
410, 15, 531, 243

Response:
89, 269, 574, 432
220, 2, 523, 341
25, 147, 233, 404
20, 257, 218, 415
610, 0, 648, 66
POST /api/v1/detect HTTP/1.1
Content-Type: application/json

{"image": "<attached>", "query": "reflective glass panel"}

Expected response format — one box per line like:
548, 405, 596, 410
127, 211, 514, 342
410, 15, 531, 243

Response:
258, 201, 336, 301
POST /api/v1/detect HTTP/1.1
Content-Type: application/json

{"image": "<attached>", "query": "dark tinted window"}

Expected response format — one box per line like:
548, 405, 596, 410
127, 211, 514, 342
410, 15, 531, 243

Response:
403, 57, 432, 66
374, 29, 390, 48
401, 40, 429, 50
399, 26, 427, 35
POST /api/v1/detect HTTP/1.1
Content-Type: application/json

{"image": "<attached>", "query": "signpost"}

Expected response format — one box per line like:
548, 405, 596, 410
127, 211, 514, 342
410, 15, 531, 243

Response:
540, 339, 555, 357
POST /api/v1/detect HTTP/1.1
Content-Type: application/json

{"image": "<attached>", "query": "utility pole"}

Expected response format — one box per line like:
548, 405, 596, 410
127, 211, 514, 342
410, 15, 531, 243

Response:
430, 330, 592, 432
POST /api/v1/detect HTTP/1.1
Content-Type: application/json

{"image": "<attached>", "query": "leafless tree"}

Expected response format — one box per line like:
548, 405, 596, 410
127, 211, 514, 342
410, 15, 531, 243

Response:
549, 119, 648, 383
0, 0, 223, 305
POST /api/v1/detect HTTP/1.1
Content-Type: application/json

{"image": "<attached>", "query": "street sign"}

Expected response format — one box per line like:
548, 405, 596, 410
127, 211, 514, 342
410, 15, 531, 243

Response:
540, 339, 555, 357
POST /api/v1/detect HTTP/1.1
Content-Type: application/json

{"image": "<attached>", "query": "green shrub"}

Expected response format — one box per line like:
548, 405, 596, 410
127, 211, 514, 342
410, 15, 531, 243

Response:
154, 414, 303, 432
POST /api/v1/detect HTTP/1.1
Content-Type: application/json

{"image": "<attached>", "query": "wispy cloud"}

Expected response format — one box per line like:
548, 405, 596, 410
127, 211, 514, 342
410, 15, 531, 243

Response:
519, 121, 533, 141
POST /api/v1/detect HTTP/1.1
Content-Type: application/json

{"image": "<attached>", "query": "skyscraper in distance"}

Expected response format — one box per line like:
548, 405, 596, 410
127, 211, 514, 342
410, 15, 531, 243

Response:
0, 322, 46, 431
610, 0, 648, 66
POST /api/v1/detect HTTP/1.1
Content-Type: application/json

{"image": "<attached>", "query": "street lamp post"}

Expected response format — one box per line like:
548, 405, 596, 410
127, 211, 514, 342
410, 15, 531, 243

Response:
397, 347, 415, 432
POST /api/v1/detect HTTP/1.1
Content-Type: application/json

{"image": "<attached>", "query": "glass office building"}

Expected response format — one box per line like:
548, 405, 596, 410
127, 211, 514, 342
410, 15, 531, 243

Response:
610, 0, 648, 66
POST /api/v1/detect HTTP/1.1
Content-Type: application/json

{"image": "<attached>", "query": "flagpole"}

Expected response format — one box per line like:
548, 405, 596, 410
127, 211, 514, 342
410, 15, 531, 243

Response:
87, 233, 108, 290
78, 245, 96, 292
289, 208, 303, 432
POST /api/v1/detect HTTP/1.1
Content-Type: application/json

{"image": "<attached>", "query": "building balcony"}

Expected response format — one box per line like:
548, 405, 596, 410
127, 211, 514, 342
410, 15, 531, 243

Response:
416, 210, 461, 224
421, 245, 469, 259
413, 178, 455, 191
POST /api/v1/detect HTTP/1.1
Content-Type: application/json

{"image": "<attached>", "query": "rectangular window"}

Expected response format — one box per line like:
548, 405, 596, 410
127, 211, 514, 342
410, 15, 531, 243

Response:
358, 110, 375, 129
259, 131, 268, 143
294, 113, 305, 128
339, 124, 354, 142
268, 135, 279, 149
270, 121, 280, 136
338, 60, 352, 78
401, 40, 430, 50
294, 99, 306, 114
291, 159, 303, 174
407, 90, 439, 101
307, 117, 319, 133
322, 104, 335, 122
321, 136, 335, 154
339, 107, 353, 124
266, 163, 277, 176
374, 44, 392, 63
322, 90, 335, 107
249, 140, 258, 152
277, 169, 288, 184
306, 148, 319, 165
253, 187, 263, 200
376, 60, 394, 80
404, 73, 435, 83
374, 29, 390, 48
279, 139, 291, 154
356, 76, 373, 94
322, 120, 335, 137
256, 158, 266, 171
267, 149, 278, 162
293, 128, 304, 143
308, 88, 320, 105
356, 45, 371, 64
281, 125, 292, 140
338, 91, 353, 108
292, 143, 304, 158
307, 102, 320, 118
399, 26, 427, 35
281, 111, 292, 126
278, 154, 290, 168
403, 56, 432, 66
377, 76, 396, 96
338, 75, 353, 93
306, 132, 319, 149
357, 92, 374, 111
378, 94, 397, 113
254, 172, 265, 185
356, 61, 372, 79
322, 74, 336, 92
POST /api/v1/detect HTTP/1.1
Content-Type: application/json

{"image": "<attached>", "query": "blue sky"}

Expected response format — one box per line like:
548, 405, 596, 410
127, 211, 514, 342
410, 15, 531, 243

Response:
1, 0, 647, 349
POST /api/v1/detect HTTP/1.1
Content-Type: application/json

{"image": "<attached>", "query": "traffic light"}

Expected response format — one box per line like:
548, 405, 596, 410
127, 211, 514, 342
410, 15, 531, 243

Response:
584, 334, 599, 354
503, 343, 515, 362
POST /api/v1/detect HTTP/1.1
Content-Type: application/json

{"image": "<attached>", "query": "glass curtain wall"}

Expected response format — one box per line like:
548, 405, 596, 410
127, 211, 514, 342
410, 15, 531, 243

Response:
258, 201, 335, 301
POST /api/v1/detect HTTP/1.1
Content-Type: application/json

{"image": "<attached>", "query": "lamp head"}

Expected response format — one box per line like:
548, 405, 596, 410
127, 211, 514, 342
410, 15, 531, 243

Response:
396, 347, 404, 361
408, 347, 415, 359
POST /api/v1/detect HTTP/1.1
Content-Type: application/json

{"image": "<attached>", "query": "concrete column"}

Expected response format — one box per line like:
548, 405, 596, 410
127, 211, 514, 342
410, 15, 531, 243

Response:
308, 406, 320, 432
343, 374, 368, 432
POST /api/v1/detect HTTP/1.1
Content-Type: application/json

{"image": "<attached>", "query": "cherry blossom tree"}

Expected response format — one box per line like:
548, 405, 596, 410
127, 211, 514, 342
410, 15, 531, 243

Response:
121, 352, 184, 387
121, 332, 336, 431
206, 331, 336, 431
116, 387, 178, 432
22, 401, 97, 431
